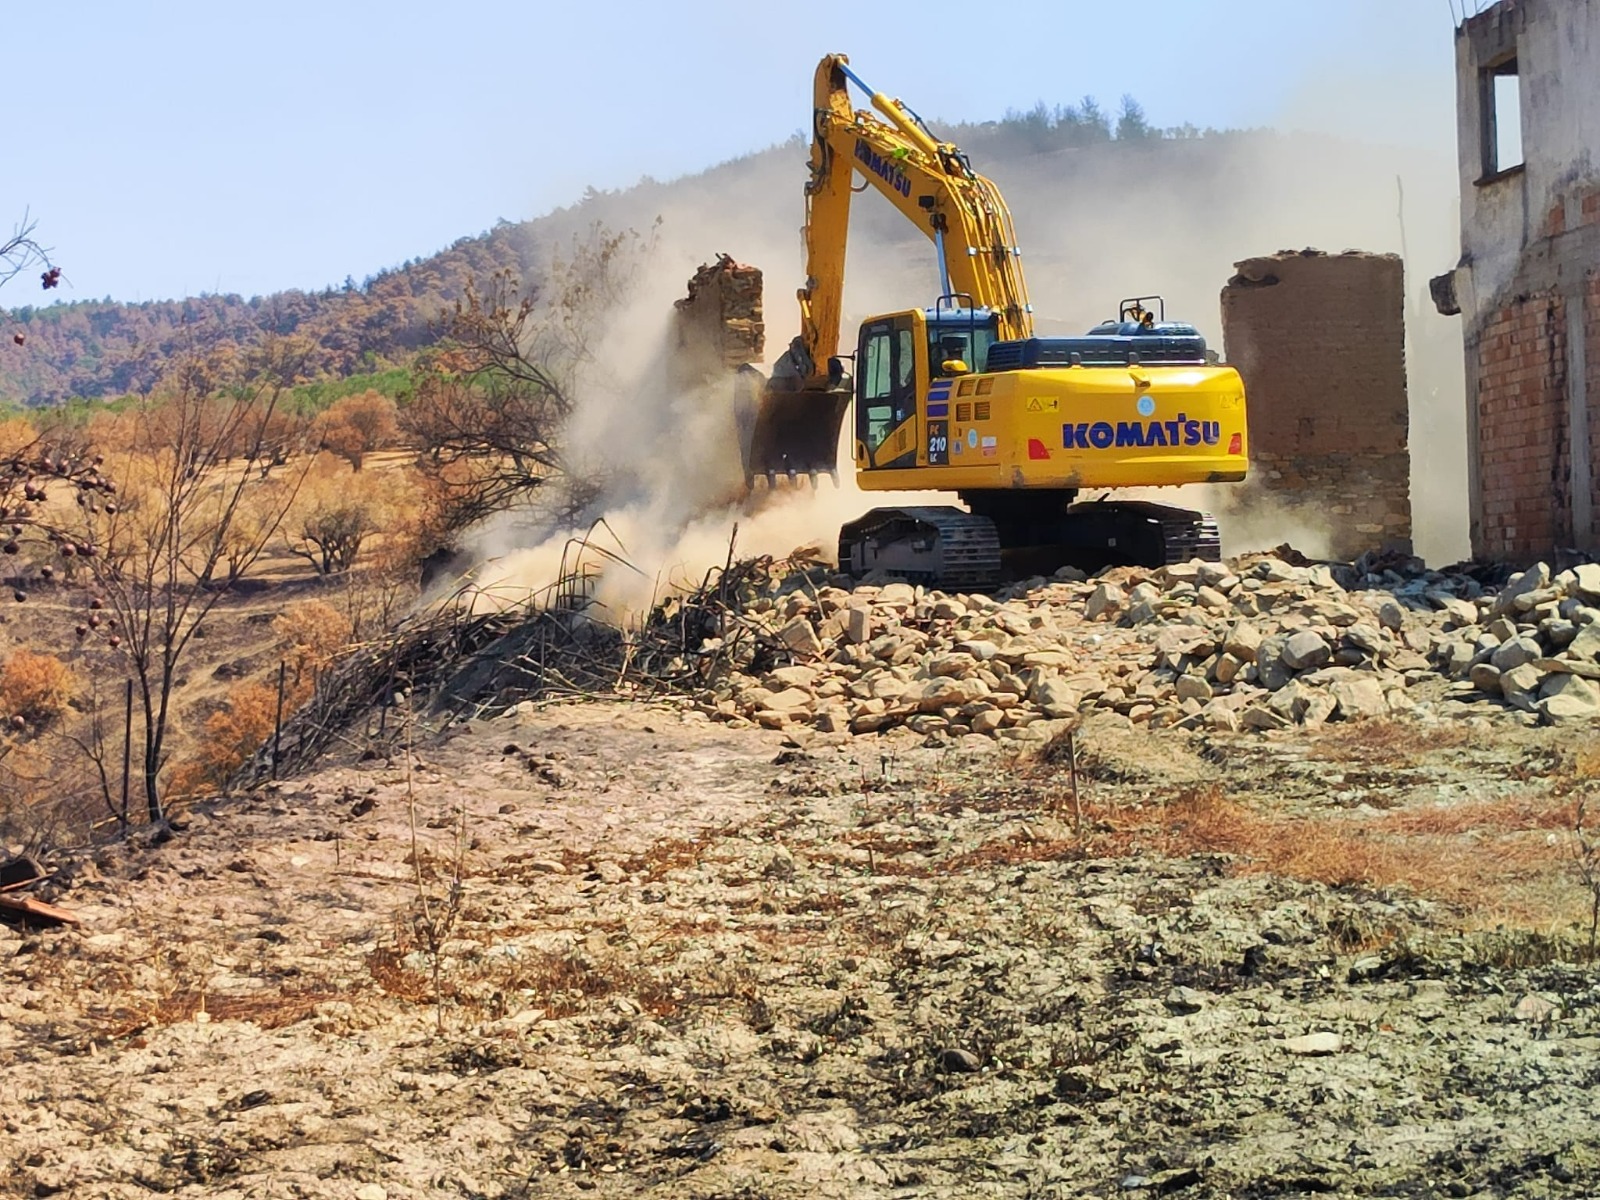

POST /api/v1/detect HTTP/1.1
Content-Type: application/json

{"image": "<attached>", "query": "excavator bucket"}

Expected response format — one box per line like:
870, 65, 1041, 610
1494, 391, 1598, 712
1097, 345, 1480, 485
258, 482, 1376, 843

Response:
734, 365, 851, 488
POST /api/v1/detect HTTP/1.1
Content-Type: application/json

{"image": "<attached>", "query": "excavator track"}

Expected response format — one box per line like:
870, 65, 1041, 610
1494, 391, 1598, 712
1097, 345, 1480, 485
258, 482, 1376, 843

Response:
1055, 500, 1222, 569
838, 500, 1218, 591
838, 506, 1003, 590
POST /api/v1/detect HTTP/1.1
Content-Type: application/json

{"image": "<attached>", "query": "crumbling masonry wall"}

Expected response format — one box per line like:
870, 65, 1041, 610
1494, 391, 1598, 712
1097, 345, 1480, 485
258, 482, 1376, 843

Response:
668, 254, 764, 394
1435, 0, 1600, 562
1220, 250, 1413, 560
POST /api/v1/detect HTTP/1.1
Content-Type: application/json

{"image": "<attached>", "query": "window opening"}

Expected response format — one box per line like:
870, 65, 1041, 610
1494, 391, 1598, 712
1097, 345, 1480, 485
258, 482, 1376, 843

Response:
1484, 57, 1523, 176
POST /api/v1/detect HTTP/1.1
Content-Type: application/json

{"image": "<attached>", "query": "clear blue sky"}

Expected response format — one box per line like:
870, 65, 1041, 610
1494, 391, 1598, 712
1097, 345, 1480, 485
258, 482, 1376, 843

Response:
9, 0, 1460, 304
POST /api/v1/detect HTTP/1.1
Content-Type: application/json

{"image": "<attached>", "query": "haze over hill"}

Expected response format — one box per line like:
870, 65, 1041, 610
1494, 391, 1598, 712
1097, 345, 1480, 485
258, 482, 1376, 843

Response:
2, 108, 1467, 560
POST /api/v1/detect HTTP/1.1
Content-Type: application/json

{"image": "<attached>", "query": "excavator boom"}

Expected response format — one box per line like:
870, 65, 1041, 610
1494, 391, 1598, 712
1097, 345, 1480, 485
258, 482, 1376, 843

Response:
744, 54, 1033, 483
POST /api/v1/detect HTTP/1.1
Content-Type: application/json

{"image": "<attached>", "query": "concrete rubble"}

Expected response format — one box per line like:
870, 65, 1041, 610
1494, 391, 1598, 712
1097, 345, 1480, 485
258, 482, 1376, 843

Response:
692, 554, 1600, 739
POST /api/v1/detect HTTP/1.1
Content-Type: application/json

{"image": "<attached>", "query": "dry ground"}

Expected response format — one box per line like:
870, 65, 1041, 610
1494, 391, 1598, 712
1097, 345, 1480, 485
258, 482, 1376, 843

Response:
3, 700, 1599, 1198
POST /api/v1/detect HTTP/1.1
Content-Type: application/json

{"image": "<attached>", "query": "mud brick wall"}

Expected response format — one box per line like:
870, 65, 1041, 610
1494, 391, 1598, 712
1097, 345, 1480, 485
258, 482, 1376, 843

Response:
669, 255, 764, 394
1220, 250, 1412, 560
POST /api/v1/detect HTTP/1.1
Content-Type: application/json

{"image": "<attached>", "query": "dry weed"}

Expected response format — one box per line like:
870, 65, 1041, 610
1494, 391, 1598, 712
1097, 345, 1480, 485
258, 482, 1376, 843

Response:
1306, 718, 1474, 766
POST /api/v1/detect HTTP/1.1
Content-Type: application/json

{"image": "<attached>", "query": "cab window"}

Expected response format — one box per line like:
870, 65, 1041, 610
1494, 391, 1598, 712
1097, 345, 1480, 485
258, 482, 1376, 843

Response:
861, 325, 895, 449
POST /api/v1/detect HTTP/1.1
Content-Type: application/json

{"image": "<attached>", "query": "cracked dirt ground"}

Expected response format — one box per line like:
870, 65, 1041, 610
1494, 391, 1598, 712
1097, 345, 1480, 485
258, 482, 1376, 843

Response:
3, 702, 1600, 1198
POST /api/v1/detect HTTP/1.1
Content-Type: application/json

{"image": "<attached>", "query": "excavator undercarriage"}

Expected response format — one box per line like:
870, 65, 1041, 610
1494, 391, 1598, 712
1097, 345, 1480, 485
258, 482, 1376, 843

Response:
837, 496, 1220, 591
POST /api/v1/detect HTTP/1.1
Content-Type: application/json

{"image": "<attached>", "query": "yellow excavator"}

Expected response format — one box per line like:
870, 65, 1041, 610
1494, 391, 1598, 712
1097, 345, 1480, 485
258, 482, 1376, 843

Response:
736, 54, 1249, 588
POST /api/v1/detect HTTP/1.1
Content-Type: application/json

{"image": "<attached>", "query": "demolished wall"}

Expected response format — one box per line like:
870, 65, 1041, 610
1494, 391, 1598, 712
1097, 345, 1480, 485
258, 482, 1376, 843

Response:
668, 254, 764, 393
1220, 249, 1413, 561
1435, 0, 1600, 563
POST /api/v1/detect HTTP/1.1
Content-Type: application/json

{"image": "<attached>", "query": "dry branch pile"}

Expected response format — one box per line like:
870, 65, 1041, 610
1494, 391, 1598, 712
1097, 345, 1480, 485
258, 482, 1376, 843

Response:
233, 542, 824, 784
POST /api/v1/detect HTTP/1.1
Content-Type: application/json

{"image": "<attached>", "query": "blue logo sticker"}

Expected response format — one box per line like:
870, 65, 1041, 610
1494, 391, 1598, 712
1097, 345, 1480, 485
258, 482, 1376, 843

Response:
967, 428, 978, 449
1136, 395, 1156, 418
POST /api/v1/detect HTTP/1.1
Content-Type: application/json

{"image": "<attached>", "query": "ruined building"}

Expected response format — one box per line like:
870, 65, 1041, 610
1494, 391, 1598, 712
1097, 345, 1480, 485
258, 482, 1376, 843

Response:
1222, 250, 1414, 560
1434, 0, 1600, 562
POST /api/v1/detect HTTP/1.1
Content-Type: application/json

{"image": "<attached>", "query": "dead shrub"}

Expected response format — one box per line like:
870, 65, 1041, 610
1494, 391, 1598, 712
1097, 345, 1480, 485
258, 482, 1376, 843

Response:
167, 676, 312, 798
0, 649, 76, 729
273, 599, 353, 686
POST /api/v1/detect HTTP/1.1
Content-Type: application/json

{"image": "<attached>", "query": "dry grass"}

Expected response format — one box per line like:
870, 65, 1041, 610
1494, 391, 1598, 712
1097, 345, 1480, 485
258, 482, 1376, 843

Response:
99, 985, 342, 1039
622, 829, 727, 883
1305, 718, 1476, 766
1145, 785, 1580, 928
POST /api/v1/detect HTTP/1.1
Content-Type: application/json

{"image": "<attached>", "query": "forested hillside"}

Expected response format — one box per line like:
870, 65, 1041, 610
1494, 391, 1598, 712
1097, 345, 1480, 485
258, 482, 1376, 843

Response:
0, 223, 544, 405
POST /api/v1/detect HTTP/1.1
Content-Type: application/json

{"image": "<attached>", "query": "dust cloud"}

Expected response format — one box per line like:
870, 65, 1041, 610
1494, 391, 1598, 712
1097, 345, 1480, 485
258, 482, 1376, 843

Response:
462, 89, 1468, 609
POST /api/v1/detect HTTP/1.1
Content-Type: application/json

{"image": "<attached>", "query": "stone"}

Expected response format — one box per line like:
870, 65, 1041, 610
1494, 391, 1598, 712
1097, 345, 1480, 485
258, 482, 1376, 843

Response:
1224, 621, 1263, 662
954, 639, 1001, 661
1164, 986, 1205, 1015
1567, 624, 1600, 662
932, 598, 967, 620
1155, 626, 1215, 659
1376, 598, 1407, 631
878, 582, 917, 607
1280, 630, 1331, 672
1330, 677, 1387, 721
777, 616, 824, 658
844, 606, 874, 645
768, 665, 819, 689
1175, 674, 1212, 703
868, 674, 910, 701
1301, 690, 1337, 728
1034, 677, 1081, 719
1512, 993, 1559, 1023
1493, 562, 1551, 616
1538, 675, 1600, 725
762, 688, 813, 713
1489, 635, 1542, 672
970, 708, 1004, 736
1500, 663, 1545, 712
1542, 618, 1579, 647
1574, 562, 1600, 601
1085, 582, 1126, 620
1282, 1031, 1342, 1056
1241, 705, 1291, 730
938, 1047, 982, 1073
1439, 597, 1479, 627
1213, 652, 1243, 685
356, 1188, 388, 1200
1468, 663, 1503, 695
1343, 624, 1384, 655
1255, 636, 1293, 690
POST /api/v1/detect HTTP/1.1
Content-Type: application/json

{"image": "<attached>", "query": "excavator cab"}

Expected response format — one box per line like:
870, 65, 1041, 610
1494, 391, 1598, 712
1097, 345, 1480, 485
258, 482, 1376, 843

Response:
926, 303, 998, 378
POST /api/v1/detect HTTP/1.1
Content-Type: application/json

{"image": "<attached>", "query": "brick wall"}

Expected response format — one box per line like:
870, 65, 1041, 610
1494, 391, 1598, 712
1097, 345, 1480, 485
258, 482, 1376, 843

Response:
1219, 250, 1412, 560
1473, 291, 1568, 560
1588, 271, 1600, 533
669, 255, 764, 394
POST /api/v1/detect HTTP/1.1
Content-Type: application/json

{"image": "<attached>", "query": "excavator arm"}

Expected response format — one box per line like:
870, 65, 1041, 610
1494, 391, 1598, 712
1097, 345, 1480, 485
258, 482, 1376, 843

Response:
793, 54, 1034, 390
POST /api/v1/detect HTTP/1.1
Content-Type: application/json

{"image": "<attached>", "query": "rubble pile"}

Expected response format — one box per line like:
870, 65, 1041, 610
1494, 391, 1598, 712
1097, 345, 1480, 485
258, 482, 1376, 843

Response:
692, 555, 1600, 739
